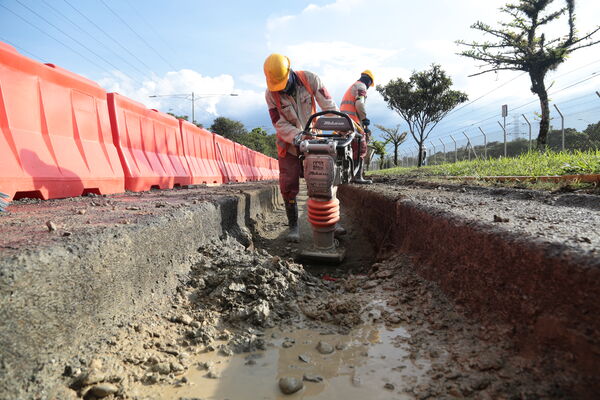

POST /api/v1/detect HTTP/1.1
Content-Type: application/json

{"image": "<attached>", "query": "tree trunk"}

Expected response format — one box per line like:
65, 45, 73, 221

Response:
530, 71, 549, 148
394, 144, 398, 166
417, 142, 423, 167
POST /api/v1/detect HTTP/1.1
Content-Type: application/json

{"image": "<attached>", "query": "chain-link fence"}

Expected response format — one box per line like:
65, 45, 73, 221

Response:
368, 91, 600, 170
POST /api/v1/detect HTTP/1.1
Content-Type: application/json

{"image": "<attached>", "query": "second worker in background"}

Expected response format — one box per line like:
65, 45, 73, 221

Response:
340, 70, 375, 184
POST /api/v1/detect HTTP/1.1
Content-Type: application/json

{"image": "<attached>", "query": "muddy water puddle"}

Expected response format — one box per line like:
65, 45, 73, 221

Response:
132, 324, 429, 400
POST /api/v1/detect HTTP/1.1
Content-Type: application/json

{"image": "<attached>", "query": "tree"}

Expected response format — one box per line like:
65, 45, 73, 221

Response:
167, 112, 203, 128
375, 124, 408, 166
210, 116, 247, 140
457, 0, 600, 148
370, 140, 387, 170
236, 127, 278, 158
377, 65, 468, 167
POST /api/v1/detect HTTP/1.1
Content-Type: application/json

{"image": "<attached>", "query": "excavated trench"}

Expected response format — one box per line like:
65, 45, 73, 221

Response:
1, 182, 597, 400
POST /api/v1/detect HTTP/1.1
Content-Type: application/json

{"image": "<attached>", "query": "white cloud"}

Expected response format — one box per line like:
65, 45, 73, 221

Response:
98, 69, 266, 126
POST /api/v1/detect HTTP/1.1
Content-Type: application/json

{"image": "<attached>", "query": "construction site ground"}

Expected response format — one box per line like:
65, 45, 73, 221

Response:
1, 177, 598, 400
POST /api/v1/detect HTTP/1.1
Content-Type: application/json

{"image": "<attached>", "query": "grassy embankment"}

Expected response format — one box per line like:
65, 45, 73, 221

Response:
371, 150, 600, 177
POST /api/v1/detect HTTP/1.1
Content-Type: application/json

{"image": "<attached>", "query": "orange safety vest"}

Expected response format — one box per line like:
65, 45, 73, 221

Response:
272, 71, 316, 158
340, 83, 360, 124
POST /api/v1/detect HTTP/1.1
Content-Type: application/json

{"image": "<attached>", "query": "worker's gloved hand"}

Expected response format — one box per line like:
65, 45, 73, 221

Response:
294, 131, 312, 146
361, 118, 370, 127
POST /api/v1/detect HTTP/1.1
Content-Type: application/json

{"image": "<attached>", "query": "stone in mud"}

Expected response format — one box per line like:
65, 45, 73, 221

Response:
219, 345, 234, 357
384, 382, 395, 390
170, 361, 185, 374
282, 341, 294, 348
303, 374, 323, 383
176, 314, 194, 325
205, 370, 219, 379
152, 362, 171, 375
335, 343, 347, 351
89, 383, 118, 398
363, 280, 379, 289
279, 377, 303, 394
298, 354, 310, 363
316, 341, 334, 354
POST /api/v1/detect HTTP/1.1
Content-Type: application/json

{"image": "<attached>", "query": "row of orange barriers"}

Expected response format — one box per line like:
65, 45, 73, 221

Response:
0, 42, 279, 200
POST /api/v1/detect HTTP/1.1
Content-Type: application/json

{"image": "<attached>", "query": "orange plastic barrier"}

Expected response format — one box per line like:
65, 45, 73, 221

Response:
249, 150, 264, 180
108, 93, 191, 191
180, 120, 222, 185
0, 42, 124, 200
234, 143, 261, 181
268, 158, 279, 180
213, 134, 245, 183
255, 151, 273, 180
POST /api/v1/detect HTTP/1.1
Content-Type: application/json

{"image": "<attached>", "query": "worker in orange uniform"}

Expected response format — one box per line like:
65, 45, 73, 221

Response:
340, 70, 375, 184
263, 53, 338, 242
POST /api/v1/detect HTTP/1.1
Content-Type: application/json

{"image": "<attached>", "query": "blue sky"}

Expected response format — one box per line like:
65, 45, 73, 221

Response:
1, 0, 599, 154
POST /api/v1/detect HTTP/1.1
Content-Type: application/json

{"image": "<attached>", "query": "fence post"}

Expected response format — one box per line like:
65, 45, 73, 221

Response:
522, 114, 532, 152
461, 132, 469, 161
439, 138, 446, 164
462, 131, 477, 160
553, 104, 565, 151
498, 121, 507, 157
478, 127, 487, 159
430, 141, 436, 165
450, 135, 457, 162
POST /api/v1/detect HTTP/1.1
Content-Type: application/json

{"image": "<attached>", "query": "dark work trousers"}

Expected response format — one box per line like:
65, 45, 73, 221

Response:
278, 152, 301, 201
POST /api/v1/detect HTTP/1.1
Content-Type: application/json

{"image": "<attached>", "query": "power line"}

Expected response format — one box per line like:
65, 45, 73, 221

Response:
62, 0, 156, 75
98, 0, 176, 70
444, 72, 527, 120
122, 0, 179, 61
39, 0, 147, 78
443, 73, 600, 136
0, 35, 45, 60
438, 58, 600, 129
12, 0, 141, 85
0, 2, 103, 69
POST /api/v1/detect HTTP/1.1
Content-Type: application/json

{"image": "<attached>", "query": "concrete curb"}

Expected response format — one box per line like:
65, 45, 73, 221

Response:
0, 185, 281, 399
339, 184, 600, 396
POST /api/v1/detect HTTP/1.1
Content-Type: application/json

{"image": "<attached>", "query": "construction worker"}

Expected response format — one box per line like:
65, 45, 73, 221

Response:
263, 54, 338, 242
340, 70, 375, 184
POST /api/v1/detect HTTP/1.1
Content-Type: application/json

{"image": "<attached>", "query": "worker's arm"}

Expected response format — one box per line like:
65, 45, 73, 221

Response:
265, 91, 301, 145
354, 82, 368, 122
305, 71, 338, 112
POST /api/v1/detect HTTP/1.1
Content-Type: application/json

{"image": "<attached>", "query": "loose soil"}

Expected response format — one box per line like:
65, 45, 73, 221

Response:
2, 178, 598, 399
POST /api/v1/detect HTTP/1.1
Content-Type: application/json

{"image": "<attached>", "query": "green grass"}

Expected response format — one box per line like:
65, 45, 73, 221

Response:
369, 150, 600, 177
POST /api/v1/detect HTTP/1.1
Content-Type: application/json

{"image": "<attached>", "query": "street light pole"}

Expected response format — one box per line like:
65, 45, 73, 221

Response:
148, 92, 238, 124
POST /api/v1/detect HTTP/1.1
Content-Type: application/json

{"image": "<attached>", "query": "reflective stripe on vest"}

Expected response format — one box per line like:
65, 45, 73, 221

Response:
272, 71, 316, 158
340, 83, 359, 123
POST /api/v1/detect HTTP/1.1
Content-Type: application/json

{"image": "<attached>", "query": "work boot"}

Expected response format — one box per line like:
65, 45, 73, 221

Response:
284, 200, 300, 243
353, 159, 373, 184
334, 223, 347, 237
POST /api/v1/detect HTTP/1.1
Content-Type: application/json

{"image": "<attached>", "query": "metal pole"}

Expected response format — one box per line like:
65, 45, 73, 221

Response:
450, 135, 457, 162
439, 138, 446, 163
191, 92, 195, 124
553, 104, 565, 151
498, 121, 506, 157
522, 114, 532, 152
430, 141, 436, 165
503, 114, 507, 155
596, 91, 600, 98
478, 127, 487, 159
462, 131, 477, 160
